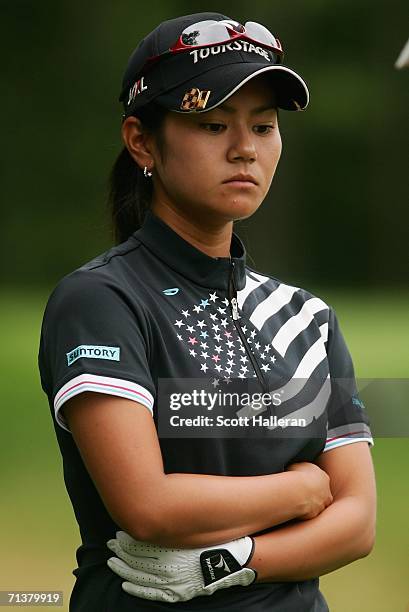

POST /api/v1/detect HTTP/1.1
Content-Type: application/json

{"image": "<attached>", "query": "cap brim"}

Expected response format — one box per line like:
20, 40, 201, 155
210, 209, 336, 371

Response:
155, 62, 309, 112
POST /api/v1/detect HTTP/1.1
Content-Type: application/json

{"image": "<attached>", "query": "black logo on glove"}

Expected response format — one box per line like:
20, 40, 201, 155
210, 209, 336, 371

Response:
200, 549, 242, 586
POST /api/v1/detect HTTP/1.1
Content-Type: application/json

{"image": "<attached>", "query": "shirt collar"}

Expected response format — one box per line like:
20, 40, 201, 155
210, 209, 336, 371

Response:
133, 209, 247, 292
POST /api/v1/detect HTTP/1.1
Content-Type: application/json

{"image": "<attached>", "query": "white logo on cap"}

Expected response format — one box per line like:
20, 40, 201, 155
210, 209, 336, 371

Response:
190, 40, 272, 64
128, 77, 148, 106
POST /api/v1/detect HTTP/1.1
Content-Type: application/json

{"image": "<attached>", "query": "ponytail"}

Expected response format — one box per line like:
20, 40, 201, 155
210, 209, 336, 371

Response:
108, 102, 168, 244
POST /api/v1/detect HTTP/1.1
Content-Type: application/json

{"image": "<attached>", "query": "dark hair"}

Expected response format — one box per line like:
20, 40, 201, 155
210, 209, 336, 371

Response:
108, 102, 168, 244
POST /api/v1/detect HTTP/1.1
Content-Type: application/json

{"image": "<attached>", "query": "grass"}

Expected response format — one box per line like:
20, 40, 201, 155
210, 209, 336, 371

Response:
0, 288, 408, 611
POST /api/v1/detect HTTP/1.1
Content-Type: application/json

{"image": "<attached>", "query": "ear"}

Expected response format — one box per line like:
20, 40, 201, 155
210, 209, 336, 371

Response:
122, 116, 154, 172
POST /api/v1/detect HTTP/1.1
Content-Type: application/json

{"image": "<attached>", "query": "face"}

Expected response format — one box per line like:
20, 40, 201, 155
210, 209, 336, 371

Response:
129, 74, 282, 228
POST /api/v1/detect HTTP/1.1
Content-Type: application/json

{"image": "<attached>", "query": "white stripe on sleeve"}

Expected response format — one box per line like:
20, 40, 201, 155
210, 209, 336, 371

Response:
54, 373, 155, 433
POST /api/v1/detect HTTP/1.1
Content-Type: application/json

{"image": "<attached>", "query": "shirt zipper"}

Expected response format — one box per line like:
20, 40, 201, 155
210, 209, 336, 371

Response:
228, 260, 269, 395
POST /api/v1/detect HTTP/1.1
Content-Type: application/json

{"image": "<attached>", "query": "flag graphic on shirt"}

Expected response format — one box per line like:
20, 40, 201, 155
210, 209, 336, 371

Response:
168, 274, 373, 452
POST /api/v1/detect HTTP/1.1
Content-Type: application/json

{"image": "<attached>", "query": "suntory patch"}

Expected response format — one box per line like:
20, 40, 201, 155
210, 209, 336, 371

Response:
66, 345, 120, 366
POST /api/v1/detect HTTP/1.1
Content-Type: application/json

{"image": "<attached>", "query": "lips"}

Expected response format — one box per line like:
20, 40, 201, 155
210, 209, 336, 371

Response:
223, 174, 258, 185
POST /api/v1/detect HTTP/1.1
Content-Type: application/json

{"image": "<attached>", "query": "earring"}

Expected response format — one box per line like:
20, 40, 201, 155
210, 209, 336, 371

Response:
143, 166, 153, 178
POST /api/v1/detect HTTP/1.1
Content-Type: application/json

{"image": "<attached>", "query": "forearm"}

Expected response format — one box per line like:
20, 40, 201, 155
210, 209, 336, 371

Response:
136, 471, 307, 548
249, 496, 376, 582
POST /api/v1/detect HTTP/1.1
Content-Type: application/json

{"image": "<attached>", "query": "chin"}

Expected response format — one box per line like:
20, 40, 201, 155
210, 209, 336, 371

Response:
223, 198, 262, 221
188, 196, 262, 225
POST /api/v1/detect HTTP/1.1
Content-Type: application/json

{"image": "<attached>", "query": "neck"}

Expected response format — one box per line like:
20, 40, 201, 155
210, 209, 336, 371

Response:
150, 201, 234, 259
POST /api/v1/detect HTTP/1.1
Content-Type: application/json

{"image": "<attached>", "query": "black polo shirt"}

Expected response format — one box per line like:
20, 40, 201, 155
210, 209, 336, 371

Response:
38, 209, 373, 611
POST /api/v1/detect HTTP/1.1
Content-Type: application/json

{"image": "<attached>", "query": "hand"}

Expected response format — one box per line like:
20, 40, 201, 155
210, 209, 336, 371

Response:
106, 531, 257, 603
286, 461, 333, 520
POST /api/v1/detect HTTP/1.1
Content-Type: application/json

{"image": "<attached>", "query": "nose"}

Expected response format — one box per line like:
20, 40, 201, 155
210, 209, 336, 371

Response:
227, 127, 257, 163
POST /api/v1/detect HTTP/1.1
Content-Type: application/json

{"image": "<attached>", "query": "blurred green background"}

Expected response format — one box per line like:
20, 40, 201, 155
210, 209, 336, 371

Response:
1, 1, 408, 611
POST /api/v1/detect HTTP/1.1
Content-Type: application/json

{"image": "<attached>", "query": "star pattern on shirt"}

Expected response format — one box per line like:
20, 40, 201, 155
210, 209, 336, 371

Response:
173, 290, 278, 384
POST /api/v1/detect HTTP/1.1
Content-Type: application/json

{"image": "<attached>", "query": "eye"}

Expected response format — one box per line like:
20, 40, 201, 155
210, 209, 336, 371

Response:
253, 124, 275, 134
200, 123, 226, 134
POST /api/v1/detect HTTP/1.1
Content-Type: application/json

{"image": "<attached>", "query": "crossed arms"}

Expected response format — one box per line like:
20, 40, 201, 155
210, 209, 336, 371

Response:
63, 392, 377, 582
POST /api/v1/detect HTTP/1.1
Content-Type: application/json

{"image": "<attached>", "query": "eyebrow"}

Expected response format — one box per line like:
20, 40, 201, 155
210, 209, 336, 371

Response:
217, 103, 277, 115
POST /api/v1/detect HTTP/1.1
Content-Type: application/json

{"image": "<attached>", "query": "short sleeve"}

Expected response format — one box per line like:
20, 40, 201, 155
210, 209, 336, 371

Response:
321, 306, 374, 453
38, 271, 155, 433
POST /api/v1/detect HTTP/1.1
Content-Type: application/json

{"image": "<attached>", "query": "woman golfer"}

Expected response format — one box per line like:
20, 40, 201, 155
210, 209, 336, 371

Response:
38, 12, 376, 611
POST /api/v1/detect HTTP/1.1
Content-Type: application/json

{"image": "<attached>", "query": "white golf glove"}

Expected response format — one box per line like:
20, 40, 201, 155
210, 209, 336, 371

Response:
106, 530, 257, 603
